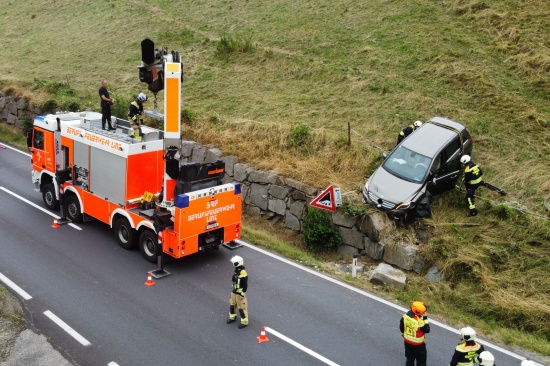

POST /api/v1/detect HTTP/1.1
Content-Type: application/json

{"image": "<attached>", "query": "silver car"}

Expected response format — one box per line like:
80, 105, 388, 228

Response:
362, 117, 473, 221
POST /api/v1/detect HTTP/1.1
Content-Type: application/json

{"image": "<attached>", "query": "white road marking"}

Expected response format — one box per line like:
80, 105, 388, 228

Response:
43, 310, 91, 346
0, 272, 32, 300
265, 326, 340, 366
236, 239, 531, 362
108, 362, 120, 366
0, 186, 82, 230
0, 143, 30, 156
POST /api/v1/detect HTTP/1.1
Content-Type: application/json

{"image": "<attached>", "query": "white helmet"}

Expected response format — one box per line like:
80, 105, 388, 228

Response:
230, 255, 244, 267
413, 121, 423, 128
479, 351, 495, 366
521, 361, 537, 366
137, 92, 148, 102
460, 155, 471, 164
460, 326, 476, 341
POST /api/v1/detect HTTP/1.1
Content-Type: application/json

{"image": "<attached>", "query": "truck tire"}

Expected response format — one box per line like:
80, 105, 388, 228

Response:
139, 230, 158, 263
114, 217, 137, 250
65, 195, 83, 222
42, 183, 60, 210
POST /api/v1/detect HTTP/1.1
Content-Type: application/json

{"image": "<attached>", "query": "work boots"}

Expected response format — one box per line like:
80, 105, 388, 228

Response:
467, 208, 478, 217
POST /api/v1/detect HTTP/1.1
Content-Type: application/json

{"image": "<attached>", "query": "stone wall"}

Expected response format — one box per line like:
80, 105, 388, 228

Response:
180, 140, 423, 275
0, 92, 43, 129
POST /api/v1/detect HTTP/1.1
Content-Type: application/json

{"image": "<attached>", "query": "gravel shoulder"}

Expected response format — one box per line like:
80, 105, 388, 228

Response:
0, 286, 71, 366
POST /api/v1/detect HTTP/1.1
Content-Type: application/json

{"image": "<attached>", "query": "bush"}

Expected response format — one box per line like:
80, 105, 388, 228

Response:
288, 123, 310, 147
215, 34, 255, 60
302, 206, 342, 253
181, 108, 197, 125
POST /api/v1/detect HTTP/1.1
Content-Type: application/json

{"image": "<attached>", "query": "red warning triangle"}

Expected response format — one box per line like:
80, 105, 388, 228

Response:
310, 185, 336, 212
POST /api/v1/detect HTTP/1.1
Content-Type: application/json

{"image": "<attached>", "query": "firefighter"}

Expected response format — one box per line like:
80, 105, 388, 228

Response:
399, 301, 430, 366
226, 255, 249, 329
99, 80, 116, 130
448, 326, 485, 366
479, 351, 495, 365
128, 93, 148, 140
460, 155, 483, 217
397, 121, 423, 145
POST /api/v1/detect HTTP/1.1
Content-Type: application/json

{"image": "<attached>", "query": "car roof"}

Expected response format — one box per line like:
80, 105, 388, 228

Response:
401, 117, 466, 157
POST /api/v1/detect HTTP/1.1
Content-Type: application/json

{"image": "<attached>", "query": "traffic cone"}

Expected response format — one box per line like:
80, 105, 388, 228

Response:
52, 218, 60, 229
144, 272, 155, 286
257, 326, 269, 343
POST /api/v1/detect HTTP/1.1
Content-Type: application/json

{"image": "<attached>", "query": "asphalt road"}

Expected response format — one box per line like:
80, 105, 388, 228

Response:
0, 143, 543, 366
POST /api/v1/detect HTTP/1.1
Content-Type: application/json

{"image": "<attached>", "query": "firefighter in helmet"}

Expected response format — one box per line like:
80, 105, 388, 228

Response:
399, 301, 430, 366
226, 255, 249, 328
460, 155, 483, 217
128, 92, 148, 140
478, 351, 496, 366
448, 326, 485, 366
397, 121, 423, 145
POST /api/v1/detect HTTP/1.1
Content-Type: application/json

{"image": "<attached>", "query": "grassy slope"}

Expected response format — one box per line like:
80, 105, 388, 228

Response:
1, 0, 549, 356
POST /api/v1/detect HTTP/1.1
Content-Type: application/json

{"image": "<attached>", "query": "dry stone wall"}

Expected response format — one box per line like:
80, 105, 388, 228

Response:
180, 140, 424, 280
0, 92, 44, 129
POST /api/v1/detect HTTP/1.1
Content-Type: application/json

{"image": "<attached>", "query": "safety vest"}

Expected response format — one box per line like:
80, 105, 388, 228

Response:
400, 125, 414, 137
464, 163, 482, 185
402, 314, 427, 345
452, 342, 482, 365
232, 268, 247, 295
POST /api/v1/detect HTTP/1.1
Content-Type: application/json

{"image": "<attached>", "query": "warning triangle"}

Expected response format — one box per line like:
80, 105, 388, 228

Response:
310, 185, 336, 212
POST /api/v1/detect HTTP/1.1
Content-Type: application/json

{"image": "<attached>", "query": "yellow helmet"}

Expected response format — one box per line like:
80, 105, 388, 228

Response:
411, 301, 427, 315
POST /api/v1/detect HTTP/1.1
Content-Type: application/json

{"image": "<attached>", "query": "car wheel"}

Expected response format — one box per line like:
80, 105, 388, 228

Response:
414, 195, 432, 219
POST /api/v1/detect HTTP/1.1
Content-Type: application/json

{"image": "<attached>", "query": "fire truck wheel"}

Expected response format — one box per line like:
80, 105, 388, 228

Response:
114, 217, 137, 250
65, 195, 83, 222
139, 230, 158, 263
42, 183, 60, 210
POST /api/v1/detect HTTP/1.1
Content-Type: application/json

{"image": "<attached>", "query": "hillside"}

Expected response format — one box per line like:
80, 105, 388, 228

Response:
1, 0, 549, 357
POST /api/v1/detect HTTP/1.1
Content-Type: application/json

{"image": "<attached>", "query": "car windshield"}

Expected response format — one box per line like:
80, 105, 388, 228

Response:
382, 146, 432, 183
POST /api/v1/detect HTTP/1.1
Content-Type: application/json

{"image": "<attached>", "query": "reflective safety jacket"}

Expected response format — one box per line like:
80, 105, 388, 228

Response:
399, 310, 430, 345
232, 266, 248, 296
128, 100, 144, 124
463, 161, 483, 185
399, 125, 415, 138
449, 341, 485, 366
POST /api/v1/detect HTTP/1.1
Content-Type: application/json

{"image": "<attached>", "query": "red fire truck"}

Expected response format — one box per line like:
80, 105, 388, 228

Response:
26, 39, 242, 263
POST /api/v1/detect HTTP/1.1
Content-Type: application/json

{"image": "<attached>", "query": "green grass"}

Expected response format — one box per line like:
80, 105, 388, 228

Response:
1, 0, 549, 358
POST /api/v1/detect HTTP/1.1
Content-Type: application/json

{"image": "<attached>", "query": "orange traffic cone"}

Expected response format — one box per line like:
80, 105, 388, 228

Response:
144, 272, 155, 286
257, 326, 269, 343
52, 218, 60, 228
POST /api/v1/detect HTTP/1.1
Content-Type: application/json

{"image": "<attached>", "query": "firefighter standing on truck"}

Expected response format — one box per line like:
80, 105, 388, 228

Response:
128, 92, 147, 140
460, 155, 483, 217
448, 326, 485, 366
399, 301, 430, 366
226, 255, 249, 329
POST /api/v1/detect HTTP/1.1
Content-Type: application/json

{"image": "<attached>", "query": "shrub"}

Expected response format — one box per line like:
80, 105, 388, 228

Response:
288, 123, 310, 147
215, 34, 255, 60
41, 99, 57, 113
181, 108, 197, 125
341, 198, 366, 217
302, 206, 342, 253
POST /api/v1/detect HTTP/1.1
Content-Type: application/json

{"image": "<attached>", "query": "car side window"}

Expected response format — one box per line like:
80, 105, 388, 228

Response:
435, 138, 461, 176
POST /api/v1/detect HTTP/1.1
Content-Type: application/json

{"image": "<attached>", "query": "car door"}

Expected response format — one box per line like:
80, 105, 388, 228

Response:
428, 137, 462, 194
